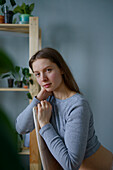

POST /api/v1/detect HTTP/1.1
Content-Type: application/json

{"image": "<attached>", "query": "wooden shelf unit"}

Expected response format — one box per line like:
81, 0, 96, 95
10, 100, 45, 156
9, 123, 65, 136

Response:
0, 17, 41, 170
0, 24, 29, 33
0, 88, 29, 91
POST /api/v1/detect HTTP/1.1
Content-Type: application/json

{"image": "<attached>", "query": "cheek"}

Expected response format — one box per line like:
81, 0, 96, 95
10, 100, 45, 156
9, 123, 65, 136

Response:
36, 78, 41, 85
50, 72, 62, 82
50, 73, 56, 81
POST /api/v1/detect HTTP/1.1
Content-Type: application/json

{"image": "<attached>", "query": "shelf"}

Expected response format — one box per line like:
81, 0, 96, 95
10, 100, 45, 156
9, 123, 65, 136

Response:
19, 147, 30, 155
0, 88, 29, 91
0, 24, 29, 33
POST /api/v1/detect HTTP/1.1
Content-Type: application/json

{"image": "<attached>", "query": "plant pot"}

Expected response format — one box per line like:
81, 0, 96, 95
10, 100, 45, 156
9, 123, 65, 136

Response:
8, 78, 14, 87
0, 15, 4, 23
19, 14, 31, 24
16, 81, 23, 88
4, 11, 14, 23
23, 85, 29, 89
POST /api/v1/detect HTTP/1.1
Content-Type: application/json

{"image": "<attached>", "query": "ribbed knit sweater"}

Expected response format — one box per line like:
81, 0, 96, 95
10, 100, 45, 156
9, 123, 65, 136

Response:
16, 93, 100, 170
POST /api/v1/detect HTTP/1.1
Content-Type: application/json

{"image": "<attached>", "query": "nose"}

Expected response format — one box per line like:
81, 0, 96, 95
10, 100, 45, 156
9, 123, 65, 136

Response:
41, 73, 48, 81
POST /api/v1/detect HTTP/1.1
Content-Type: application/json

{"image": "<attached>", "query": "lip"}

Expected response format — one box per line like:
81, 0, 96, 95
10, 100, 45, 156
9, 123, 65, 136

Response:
43, 83, 51, 88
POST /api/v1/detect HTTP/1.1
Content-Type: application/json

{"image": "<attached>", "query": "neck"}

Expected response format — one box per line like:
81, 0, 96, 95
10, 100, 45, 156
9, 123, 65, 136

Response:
53, 81, 76, 100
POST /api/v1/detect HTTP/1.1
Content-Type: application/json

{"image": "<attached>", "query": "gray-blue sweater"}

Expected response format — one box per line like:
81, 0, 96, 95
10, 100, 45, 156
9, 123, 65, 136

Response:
16, 93, 101, 170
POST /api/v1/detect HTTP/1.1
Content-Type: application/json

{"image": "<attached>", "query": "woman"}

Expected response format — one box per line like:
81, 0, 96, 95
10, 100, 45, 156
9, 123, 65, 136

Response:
16, 48, 113, 170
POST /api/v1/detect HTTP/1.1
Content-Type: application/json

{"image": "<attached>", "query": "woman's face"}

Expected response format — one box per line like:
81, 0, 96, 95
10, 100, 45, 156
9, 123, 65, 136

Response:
32, 58, 63, 92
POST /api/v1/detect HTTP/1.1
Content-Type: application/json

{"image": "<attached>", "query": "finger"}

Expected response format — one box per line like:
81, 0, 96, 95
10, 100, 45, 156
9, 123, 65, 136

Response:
45, 100, 51, 106
43, 100, 49, 107
37, 103, 41, 111
41, 100, 46, 108
44, 101, 52, 110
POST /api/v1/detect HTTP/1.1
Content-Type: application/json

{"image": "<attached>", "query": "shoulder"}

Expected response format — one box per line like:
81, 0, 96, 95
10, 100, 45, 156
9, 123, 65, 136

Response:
67, 93, 90, 109
65, 93, 92, 120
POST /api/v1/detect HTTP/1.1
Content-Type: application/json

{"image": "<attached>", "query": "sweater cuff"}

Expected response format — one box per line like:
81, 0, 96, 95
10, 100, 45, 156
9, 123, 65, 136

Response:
32, 96, 40, 105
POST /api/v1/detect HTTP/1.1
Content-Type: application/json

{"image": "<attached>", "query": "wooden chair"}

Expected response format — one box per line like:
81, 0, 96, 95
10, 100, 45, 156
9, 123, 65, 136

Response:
33, 107, 63, 170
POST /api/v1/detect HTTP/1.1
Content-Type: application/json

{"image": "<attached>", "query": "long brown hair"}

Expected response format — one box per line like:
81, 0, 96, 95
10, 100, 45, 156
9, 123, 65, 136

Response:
29, 47, 80, 94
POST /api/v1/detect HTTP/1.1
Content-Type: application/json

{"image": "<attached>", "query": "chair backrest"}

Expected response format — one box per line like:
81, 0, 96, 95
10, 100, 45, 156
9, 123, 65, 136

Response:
33, 107, 63, 170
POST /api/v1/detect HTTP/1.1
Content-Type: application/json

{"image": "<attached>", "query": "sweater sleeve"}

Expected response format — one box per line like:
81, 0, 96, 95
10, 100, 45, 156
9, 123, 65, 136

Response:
16, 97, 40, 134
39, 101, 90, 170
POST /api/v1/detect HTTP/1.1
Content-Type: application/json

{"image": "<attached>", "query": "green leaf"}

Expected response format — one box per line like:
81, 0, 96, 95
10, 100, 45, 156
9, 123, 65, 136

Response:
10, 0, 16, 7
22, 68, 29, 75
14, 66, 22, 81
0, 107, 24, 169
15, 66, 20, 73
14, 80, 17, 85
21, 2, 26, 9
0, 107, 14, 134
12, 17, 17, 24
28, 73, 31, 77
29, 3, 34, 14
13, 5, 23, 14
25, 5, 29, 14
27, 92, 32, 99
29, 79, 33, 85
21, 2, 26, 13
0, 49, 14, 74
13, 2, 34, 14
1, 74, 10, 78
0, 0, 6, 6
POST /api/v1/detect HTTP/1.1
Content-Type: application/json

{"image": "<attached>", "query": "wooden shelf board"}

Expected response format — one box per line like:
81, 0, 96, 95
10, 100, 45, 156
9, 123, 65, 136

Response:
19, 147, 30, 155
0, 24, 29, 33
0, 88, 29, 91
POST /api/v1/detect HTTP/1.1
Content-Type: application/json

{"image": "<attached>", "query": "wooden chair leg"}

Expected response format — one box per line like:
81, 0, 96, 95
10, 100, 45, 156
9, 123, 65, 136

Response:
30, 129, 41, 170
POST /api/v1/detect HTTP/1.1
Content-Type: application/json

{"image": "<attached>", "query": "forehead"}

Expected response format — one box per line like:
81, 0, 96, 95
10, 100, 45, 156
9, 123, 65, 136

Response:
32, 58, 55, 72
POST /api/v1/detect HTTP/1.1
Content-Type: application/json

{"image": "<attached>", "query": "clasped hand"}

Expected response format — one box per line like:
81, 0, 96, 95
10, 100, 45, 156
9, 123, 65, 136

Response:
36, 87, 52, 128
37, 100, 52, 128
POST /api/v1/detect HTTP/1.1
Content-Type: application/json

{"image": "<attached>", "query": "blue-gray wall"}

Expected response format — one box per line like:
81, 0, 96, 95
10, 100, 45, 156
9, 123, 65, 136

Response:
0, 0, 113, 153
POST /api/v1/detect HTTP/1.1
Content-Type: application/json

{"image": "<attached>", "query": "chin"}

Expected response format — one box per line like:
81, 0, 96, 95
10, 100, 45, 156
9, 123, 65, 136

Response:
45, 88, 53, 92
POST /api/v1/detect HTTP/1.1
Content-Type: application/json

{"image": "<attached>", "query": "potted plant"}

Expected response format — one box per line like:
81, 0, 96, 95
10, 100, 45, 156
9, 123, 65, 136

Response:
13, 2, 34, 24
14, 66, 23, 88
22, 67, 33, 88
0, 0, 16, 23
22, 67, 33, 100
1, 71, 15, 87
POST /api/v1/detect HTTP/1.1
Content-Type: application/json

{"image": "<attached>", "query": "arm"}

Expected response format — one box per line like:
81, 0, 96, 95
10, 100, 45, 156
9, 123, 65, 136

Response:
39, 102, 91, 170
16, 88, 52, 134
16, 97, 39, 134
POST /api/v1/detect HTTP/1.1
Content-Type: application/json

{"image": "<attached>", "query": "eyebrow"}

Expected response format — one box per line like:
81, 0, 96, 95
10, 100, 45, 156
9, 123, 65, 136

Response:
34, 65, 53, 73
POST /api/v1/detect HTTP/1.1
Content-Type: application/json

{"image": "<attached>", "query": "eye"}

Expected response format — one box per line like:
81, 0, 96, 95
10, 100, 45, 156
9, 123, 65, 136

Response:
35, 73, 40, 77
47, 68, 52, 72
